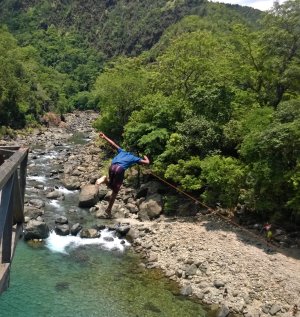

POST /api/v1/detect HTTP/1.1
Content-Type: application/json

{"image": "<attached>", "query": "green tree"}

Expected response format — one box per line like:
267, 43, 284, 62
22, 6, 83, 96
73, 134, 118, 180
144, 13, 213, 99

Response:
240, 99, 300, 219
175, 114, 222, 158
229, 0, 300, 108
123, 93, 186, 155
92, 57, 149, 139
261, 0, 300, 107
151, 30, 231, 97
164, 155, 246, 207
0, 28, 42, 127
199, 155, 246, 207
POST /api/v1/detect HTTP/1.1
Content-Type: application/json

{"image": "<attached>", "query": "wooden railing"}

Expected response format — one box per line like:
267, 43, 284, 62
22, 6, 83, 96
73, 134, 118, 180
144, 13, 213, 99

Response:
0, 146, 28, 294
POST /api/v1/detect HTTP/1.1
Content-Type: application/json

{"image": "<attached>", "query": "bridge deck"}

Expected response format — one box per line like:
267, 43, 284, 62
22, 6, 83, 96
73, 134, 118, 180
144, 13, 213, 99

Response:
0, 224, 23, 294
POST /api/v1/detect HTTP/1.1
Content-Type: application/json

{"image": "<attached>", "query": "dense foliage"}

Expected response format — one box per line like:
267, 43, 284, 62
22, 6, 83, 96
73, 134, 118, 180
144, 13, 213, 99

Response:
1, 0, 299, 224
0, 26, 103, 129
0, 0, 259, 129
0, 0, 261, 57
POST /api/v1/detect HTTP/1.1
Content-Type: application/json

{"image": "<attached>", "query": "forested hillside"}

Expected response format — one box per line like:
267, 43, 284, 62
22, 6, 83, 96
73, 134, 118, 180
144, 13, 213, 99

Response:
1, 0, 299, 224
0, 0, 261, 127
0, 0, 261, 56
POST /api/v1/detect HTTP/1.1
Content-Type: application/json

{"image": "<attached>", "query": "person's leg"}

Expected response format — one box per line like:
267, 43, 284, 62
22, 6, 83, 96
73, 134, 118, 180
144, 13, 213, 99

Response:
96, 175, 108, 185
105, 191, 118, 217
105, 164, 124, 217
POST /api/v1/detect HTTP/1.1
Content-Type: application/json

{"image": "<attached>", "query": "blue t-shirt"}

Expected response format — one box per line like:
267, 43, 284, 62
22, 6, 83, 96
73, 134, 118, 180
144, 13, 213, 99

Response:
111, 148, 141, 170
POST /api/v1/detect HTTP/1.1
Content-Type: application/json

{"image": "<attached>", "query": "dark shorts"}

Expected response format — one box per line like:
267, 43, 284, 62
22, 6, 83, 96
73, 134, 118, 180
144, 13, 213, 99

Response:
108, 164, 125, 193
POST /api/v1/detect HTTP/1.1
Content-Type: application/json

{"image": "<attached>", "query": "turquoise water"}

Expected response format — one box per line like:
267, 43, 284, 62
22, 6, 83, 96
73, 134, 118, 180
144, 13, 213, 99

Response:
0, 241, 209, 317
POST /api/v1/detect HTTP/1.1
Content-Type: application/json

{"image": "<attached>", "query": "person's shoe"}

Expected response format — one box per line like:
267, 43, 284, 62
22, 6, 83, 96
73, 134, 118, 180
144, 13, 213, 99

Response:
96, 175, 107, 185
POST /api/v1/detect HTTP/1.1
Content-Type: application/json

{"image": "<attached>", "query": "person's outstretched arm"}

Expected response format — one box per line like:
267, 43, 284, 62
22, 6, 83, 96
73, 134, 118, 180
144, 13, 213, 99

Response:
99, 132, 120, 150
139, 155, 150, 165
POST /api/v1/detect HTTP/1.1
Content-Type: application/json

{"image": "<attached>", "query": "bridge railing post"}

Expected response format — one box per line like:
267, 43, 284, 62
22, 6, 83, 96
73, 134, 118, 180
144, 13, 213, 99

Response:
0, 147, 28, 267
0, 175, 14, 263
19, 151, 28, 206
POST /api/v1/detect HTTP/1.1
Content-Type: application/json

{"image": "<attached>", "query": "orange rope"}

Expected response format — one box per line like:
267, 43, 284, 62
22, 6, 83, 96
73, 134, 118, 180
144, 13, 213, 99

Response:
145, 169, 277, 250
147, 170, 210, 209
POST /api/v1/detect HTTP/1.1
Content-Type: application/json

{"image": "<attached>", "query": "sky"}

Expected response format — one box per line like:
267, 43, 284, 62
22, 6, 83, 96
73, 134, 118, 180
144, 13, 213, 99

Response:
210, 0, 287, 11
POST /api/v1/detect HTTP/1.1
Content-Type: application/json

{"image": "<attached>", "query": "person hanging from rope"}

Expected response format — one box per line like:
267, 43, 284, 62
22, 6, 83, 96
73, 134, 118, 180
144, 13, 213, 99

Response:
96, 132, 150, 218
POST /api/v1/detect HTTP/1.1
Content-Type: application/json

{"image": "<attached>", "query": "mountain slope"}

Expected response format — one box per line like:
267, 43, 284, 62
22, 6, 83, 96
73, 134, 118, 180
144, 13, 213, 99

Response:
0, 0, 262, 57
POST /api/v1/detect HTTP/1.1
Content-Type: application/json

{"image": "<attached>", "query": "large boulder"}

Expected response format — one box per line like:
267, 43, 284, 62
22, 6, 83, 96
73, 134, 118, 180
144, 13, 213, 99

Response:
78, 185, 99, 208
138, 194, 163, 220
24, 220, 50, 240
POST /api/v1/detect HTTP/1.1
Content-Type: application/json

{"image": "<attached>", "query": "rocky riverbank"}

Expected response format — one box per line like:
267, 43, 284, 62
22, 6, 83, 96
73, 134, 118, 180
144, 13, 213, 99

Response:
1, 111, 300, 317
123, 216, 300, 317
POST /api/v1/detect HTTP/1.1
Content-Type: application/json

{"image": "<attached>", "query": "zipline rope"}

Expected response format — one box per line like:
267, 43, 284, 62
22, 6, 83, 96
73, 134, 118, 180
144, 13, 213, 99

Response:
143, 168, 277, 250
146, 169, 210, 209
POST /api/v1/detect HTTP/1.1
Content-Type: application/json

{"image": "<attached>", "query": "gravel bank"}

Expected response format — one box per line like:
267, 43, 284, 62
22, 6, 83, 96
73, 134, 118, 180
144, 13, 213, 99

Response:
123, 214, 300, 317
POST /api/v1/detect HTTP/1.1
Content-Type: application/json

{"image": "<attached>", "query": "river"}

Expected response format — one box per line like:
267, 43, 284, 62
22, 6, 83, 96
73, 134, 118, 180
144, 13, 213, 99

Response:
0, 130, 212, 317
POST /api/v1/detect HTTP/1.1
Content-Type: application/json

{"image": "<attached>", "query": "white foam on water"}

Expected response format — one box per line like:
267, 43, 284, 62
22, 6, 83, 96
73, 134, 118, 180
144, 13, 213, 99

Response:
40, 154, 57, 160
30, 162, 45, 167
57, 186, 78, 195
27, 175, 47, 183
45, 230, 130, 254
48, 200, 61, 208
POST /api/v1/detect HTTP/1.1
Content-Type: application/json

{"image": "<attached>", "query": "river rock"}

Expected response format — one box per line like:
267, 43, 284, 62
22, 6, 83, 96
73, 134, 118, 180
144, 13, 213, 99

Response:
217, 305, 230, 317
71, 223, 82, 236
55, 215, 68, 224
24, 206, 44, 219
126, 227, 140, 241
78, 184, 99, 207
95, 205, 109, 218
115, 225, 131, 237
214, 280, 225, 289
186, 264, 198, 276
140, 181, 166, 197
46, 190, 62, 199
180, 284, 193, 296
80, 228, 100, 238
71, 169, 82, 176
138, 194, 163, 220
55, 224, 70, 236
62, 176, 81, 190
97, 185, 107, 200
135, 187, 148, 199
103, 236, 114, 242
269, 303, 281, 315
34, 184, 44, 190
24, 220, 50, 240
148, 253, 158, 262
29, 198, 45, 209
126, 202, 139, 214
